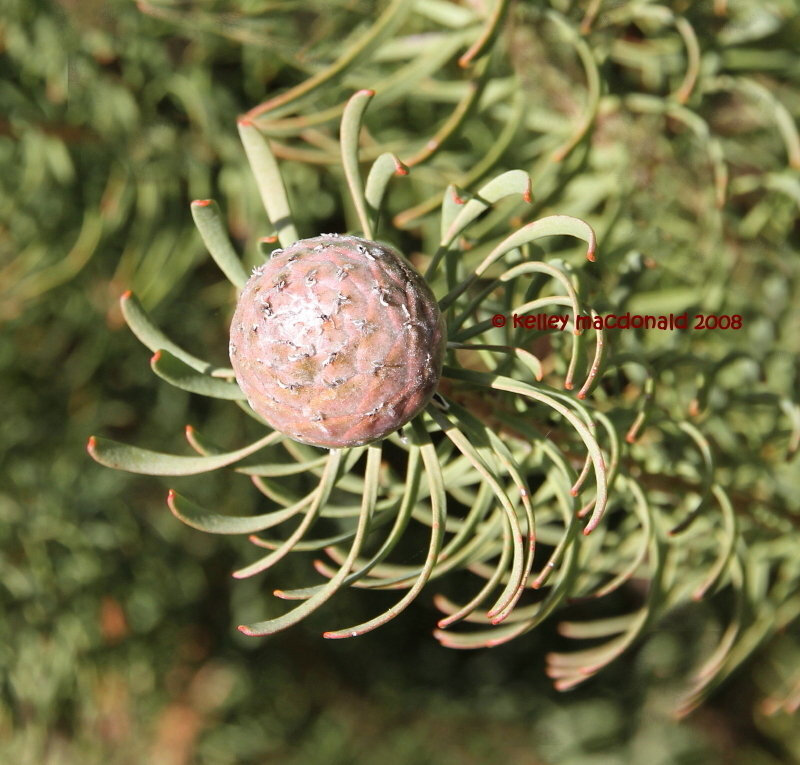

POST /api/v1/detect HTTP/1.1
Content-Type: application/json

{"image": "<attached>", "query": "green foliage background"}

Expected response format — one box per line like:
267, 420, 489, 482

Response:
2, 0, 799, 762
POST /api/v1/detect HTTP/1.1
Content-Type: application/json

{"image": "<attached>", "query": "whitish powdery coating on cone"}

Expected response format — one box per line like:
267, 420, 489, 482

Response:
229, 235, 447, 448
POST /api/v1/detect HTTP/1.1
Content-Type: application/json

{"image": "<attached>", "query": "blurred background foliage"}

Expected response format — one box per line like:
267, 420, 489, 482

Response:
1, 0, 799, 763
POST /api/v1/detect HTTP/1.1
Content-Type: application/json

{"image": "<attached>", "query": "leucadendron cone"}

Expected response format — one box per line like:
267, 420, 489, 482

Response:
229, 234, 447, 448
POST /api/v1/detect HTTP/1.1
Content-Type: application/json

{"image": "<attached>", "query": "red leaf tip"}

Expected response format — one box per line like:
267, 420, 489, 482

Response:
586, 247, 597, 262
167, 489, 176, 501
86, 435, 97, 453
121, 290, 132, 301
184, 424, 194, 435
523, 181, 533, 204
192, 199, 213, 207
259, 235, 279, 243
357, 88, 376, 97
237, 117, 254, 127
151, 351, 161, 363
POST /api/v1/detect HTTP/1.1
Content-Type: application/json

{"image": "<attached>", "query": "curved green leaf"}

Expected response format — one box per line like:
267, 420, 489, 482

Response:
167, 489, 307, 535
237, 119, 299, 248
364, 151, 408, 234
190, 199, 249, 288
441, 169, 532, 247
442, 365, 608, 533
87, 430, 280, 475
439, 215, 596, 311
340, 89, 376, 238
120, 291, 223, 374
151, 350, 244, 400
238, 444, 383, 637
232, 449, 345, 579
323, 418, 444, 638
